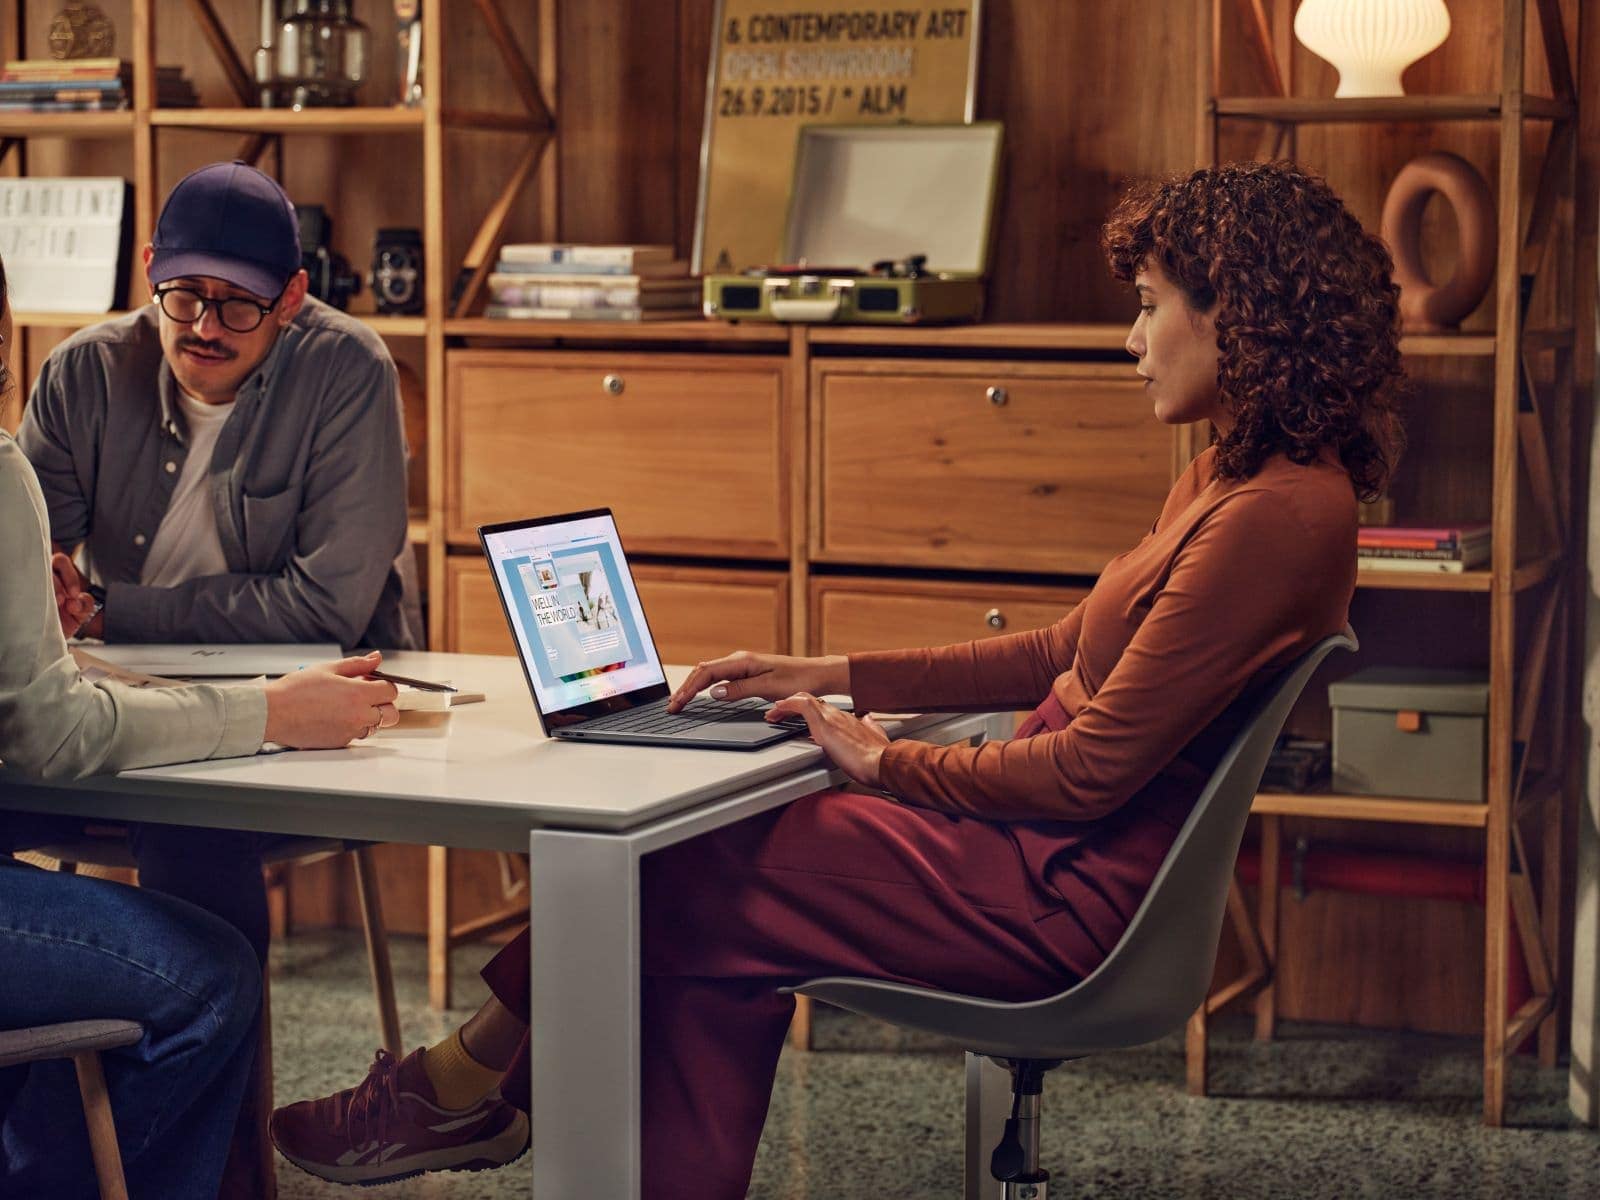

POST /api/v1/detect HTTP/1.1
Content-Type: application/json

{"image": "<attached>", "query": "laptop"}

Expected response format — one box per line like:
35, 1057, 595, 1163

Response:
479, 508, 813, 750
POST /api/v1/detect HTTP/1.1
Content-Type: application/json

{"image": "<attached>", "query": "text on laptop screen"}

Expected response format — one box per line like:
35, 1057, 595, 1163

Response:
481, 513, 666, 714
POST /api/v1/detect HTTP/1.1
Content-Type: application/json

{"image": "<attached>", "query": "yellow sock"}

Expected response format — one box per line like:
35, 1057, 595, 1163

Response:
421, 1029, 504, 1110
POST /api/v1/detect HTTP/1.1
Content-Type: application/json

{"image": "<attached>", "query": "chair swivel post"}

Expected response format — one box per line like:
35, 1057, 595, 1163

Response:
989, 1058, 1058, 1199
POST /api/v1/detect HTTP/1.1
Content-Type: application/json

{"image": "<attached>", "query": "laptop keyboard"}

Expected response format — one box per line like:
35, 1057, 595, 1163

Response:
581, 696, 795, 735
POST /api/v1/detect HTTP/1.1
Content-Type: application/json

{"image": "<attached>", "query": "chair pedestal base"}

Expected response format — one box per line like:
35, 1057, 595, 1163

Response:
1000, 1175, 1050, 1200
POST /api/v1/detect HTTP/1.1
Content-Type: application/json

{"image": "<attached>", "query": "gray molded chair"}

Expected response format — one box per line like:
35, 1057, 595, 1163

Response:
0, 1018, 144, 1200
785, 630, 1357, 1200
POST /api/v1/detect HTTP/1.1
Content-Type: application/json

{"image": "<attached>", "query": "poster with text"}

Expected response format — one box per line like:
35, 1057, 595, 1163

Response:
693, 1, 980, 274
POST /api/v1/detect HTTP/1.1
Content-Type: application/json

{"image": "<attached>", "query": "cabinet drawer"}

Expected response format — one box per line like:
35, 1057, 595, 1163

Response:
447, 350, 788, 557
446, 557, 789, 663
810, 576, 1087, 656
812, 362, 1170, 574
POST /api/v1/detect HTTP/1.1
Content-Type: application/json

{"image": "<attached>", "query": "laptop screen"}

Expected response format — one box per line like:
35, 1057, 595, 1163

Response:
480, 509, 668, 726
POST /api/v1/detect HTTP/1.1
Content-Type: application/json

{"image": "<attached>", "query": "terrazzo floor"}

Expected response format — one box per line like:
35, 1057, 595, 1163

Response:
269, 931, 1599, 1199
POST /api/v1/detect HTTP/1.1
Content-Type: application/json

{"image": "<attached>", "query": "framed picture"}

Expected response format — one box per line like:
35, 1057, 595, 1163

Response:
692, 1, 981, 274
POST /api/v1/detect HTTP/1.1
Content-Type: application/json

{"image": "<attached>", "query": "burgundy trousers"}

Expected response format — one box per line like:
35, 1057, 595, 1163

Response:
480, 786, 1108, 1200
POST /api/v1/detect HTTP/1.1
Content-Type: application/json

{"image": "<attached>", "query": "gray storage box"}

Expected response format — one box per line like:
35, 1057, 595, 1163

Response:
1328, 667, 1489, 803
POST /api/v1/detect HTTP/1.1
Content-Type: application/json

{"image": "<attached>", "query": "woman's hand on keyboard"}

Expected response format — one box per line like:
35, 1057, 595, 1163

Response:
763, 692, 888, 787
666, 651, 849, 713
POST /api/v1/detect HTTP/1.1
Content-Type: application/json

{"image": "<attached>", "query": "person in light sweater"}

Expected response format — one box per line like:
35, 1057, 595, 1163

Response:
271, 161, 1406, 1199
0, 253, 402, 1199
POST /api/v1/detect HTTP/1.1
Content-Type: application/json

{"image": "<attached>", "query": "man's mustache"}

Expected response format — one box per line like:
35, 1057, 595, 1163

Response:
176, 337, 237, 360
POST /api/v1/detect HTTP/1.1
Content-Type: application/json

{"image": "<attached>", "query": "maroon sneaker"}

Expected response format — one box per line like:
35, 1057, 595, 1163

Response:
270, 1047, 529, 1186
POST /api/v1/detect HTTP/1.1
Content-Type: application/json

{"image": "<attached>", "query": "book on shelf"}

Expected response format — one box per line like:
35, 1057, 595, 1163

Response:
1357, 522, 1491, 549
1357, 522, 1491, 571
0, 60, 196, 109
498, 243, 678, 269
1358, 543, 1491, 565
487, 277, 700, 310
484, 304, 702, 322
490, 259, 691, 278
1356, 554, 1486, 574
0, 97, 127, 111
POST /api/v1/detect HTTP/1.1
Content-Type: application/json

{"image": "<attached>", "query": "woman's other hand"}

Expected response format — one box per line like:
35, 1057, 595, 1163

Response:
263, 651, 400, 749
765, 692, 889, 788
666, 651, 849, 713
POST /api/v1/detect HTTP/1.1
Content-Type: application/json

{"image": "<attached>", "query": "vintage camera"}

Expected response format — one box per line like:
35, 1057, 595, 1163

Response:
295, 204, 361, 311
370, 227, 423, 315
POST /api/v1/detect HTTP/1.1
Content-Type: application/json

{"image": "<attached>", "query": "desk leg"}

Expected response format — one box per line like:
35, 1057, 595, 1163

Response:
529, 829, 641, 1200
964, 1052, 1009, 1200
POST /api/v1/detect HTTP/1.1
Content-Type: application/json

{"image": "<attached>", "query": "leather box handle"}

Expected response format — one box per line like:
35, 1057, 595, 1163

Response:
1395, 710, 1423, 733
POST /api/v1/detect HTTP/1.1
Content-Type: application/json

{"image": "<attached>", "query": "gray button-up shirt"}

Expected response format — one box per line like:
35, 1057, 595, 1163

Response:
17, 297, 419, 649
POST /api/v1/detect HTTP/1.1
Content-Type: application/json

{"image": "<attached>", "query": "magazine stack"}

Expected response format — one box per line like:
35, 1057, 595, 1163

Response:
484, 244, 700, 321
0, 58, 197, 112
1356, 523, 1492, 574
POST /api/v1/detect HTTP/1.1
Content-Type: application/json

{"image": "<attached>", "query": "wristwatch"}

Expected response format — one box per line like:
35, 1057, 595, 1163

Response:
73, 581, 107, 640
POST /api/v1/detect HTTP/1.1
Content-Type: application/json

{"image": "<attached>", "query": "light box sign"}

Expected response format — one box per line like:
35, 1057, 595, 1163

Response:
693, 1, 980, 274
0, 177, 131, 314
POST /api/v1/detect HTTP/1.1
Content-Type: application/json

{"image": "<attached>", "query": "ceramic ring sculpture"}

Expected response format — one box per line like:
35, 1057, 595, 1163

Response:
1379, 151, 1497, 333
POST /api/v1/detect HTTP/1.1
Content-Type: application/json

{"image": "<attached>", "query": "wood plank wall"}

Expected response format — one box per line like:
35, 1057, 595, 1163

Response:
5, 0, 1575, 1038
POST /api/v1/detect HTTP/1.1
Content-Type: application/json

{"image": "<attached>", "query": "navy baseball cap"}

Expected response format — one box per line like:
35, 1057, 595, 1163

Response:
149, 161, 301, 300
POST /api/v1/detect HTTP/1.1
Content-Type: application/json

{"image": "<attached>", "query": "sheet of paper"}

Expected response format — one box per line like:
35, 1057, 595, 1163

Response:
78, 643, 341, 678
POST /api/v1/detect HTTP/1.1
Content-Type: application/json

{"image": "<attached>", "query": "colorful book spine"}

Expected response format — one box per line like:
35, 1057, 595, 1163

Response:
489, 261, 690, 278
484, 304, 701, 322
1355, 556, 1474, 574
0, 98, 127, 111
498, 243, 676, 268
487, 282, 698, 310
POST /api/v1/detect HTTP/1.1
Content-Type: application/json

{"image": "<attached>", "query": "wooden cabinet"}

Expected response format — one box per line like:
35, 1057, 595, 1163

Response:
811, 360, 1170, 574
446, 350, 790, 558
445, 557, 788, 663
810, 575, 1087, 656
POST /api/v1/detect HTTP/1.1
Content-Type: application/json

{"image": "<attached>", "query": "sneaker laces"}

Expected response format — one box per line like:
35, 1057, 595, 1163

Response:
346, 1048, 404, 1154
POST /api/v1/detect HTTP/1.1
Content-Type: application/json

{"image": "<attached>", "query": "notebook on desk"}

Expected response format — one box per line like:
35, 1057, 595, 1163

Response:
79, 643, 341, 678
478, 508, 814, 750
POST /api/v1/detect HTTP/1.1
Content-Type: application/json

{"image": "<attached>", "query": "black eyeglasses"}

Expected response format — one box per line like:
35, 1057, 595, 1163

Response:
153, 285, 281, 334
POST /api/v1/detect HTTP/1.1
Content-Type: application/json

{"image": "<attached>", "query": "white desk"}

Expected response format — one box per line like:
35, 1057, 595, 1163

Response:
0, 651, 1006, 1197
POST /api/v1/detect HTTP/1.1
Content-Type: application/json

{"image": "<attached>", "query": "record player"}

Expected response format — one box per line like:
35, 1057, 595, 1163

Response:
703, 122, 1003, 325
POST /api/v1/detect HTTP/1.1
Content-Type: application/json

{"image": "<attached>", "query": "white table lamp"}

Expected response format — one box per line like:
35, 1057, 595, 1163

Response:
1293, 0, 1452, 98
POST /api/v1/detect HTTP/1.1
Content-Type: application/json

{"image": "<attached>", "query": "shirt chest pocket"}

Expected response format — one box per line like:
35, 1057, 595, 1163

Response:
240, 484, 302, 568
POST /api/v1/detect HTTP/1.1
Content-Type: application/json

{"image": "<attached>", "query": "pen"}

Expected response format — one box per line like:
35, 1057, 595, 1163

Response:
368, 670, 458, 693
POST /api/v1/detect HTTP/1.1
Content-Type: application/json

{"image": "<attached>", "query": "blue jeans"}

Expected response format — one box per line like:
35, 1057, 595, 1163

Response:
0, 855, 261, 1200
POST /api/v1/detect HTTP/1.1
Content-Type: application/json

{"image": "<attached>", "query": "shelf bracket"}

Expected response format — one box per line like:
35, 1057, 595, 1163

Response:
1533, 0, 1575, 101
473, 0, 554, 128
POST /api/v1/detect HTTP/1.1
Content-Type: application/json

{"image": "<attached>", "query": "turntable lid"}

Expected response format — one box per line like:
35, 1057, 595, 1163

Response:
781, 123, 1002, 275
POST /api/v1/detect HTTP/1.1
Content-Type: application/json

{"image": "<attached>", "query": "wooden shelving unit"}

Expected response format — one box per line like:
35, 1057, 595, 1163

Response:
1191, 0, 1594, 1128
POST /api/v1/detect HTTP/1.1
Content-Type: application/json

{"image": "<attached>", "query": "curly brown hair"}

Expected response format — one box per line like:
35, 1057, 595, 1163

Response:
1101, 161, 1406, 501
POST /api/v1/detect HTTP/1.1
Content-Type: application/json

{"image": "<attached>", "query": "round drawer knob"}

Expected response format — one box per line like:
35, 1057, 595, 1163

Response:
984, 607, 1006, 630
986, 386, 1008, 407
602, 374, 625, 395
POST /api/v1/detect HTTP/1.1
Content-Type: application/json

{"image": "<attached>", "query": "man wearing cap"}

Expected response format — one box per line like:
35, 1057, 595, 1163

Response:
14, 161, 418, 969
20, 159, 418, 655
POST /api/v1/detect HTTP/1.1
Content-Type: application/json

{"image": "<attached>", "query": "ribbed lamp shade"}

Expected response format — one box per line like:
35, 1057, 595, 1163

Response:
1293, 0, 1452, 97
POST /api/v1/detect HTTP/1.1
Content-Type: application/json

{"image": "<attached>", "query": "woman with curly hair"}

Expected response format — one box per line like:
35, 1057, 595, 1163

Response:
272, 160, 1406, 1198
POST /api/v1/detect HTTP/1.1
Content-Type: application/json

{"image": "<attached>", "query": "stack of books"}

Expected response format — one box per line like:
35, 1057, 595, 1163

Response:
0, 59, 197, 112
485, 244, 700, 321
1357, 523, 1492, 574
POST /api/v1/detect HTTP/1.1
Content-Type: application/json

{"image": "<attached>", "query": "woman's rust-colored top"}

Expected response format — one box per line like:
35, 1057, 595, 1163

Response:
847, 445, 1358, 975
